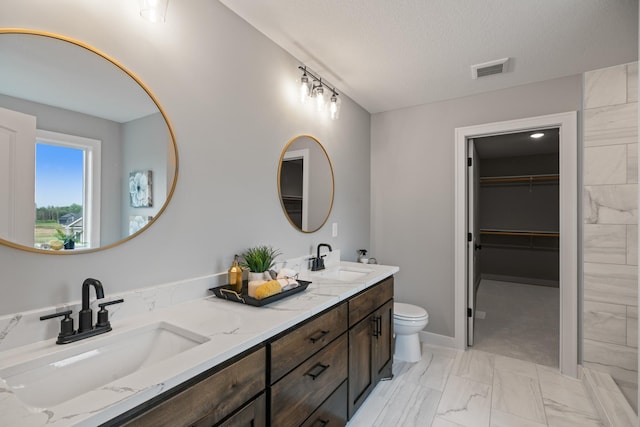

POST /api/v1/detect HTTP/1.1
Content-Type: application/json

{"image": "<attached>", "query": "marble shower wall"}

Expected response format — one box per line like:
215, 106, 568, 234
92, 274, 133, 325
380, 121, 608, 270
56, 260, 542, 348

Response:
583, 63, 638, 389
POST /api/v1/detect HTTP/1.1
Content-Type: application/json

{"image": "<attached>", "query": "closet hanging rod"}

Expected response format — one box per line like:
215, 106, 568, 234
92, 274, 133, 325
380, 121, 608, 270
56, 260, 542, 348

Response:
480, 229, 559, 237
479, 174, 559, 184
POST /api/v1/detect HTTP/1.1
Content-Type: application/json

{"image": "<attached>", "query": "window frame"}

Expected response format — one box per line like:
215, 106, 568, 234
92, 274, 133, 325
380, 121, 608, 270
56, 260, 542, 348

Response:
36, 129, 101, 249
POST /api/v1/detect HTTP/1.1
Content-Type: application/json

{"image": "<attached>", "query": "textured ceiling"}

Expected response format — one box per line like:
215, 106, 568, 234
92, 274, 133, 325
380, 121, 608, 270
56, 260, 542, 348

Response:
220, 0, 639, 114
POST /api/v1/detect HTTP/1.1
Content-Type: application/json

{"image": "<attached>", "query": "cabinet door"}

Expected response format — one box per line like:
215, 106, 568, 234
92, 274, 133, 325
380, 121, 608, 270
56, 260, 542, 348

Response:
348, 314, 376, 418
373, 300, 393, 382
211, 393, 266, 427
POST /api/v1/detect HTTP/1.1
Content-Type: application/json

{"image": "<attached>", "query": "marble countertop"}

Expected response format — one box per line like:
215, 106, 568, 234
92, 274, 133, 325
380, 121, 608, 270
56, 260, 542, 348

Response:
0, 261, 398, 427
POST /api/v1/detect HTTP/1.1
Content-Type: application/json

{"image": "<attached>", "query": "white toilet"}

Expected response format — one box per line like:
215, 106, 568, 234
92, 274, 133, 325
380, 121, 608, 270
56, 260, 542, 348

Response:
393, 302, 429, 362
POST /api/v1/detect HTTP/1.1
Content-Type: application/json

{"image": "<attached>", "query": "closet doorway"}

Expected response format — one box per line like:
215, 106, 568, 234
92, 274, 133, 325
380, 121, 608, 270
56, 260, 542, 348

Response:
454, 112, 578, 377
470, 129, 560, 367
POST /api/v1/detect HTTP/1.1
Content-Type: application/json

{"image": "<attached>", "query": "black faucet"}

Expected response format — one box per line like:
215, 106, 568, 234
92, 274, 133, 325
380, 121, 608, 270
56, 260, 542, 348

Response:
40, 278, 123, 344
79, 278, 104, 333
311, 243, 332, 271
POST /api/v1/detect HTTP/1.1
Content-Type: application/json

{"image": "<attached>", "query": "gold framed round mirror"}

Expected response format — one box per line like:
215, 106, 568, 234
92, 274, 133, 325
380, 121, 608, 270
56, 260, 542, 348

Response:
278, 134, 334, 233
0, 29, 178, 254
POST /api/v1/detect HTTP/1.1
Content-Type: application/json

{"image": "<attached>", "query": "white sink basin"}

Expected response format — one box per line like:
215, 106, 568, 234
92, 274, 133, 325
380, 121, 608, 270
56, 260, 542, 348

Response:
0, 321, 209, 409
312, 266, 373, 281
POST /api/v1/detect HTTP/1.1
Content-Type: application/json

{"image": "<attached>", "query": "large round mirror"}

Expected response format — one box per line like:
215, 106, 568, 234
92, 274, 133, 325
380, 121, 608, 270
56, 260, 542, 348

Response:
0, 29, 177, 254
278, 135, 334, 233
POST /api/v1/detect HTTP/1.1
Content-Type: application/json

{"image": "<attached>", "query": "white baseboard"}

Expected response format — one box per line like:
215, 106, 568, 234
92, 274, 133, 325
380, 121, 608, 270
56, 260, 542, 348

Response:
419, 331, 458, 348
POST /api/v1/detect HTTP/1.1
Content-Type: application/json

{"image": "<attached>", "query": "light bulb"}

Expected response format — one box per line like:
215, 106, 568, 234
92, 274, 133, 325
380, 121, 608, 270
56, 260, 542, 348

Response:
300, 74, 310, 104
140, 0, 168, 23
315, 85, 325, 112
330, 94, 338, 120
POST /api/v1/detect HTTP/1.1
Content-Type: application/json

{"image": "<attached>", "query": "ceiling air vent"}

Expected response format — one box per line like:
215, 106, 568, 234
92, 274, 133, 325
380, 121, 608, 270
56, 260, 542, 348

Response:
471, 57, 510, 79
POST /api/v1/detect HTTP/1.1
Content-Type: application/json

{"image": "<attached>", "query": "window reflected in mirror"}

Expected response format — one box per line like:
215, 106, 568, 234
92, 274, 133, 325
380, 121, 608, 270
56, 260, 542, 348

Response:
35, 142, 84, 249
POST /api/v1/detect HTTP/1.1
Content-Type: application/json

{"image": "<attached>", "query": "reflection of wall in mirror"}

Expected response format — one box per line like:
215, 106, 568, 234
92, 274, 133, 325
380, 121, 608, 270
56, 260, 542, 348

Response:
288, 137, 332, 231
122, 112, 171, 237
0, 93, 123, 245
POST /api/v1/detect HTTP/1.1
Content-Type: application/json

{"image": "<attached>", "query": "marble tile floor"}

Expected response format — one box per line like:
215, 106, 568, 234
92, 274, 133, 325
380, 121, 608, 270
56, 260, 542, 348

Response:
347, 344, 603, 427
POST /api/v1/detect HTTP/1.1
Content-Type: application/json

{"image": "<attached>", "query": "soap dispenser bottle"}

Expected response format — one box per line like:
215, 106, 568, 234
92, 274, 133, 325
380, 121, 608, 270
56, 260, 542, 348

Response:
357, 249, 369, 264
228, 255, 243, 292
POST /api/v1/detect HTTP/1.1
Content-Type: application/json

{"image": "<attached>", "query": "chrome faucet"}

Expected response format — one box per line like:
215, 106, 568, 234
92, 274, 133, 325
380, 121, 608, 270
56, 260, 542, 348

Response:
311, 243, 332, 271
40, 278, 123, 344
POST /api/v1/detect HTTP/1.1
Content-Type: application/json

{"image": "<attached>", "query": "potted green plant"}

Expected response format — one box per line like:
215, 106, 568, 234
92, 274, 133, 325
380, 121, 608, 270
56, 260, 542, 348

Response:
56, 228, 82, 250
241, 245, 281, 281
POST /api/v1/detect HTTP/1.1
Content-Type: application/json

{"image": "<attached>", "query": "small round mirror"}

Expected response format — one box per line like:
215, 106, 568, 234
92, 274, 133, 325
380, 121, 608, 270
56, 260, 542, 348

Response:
278, 135, 334, 233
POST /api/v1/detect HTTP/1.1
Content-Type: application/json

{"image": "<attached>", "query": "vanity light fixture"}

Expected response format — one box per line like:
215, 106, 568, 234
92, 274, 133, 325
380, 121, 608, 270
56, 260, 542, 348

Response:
298, 66, 341, 120
139, 0, 169, 23
315, 82, 325, 112
300, 70, 310, 103
330, 93, 339, 120
530, 132, 545, 139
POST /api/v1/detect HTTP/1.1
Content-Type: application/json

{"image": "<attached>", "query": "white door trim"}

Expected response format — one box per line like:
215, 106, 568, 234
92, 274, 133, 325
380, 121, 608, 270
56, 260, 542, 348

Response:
454, 111, 578, 377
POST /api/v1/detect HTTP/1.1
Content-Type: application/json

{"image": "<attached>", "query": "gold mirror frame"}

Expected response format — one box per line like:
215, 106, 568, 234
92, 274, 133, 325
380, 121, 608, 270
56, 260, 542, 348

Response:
277, 134, 334, 233
0, 28, 178, 254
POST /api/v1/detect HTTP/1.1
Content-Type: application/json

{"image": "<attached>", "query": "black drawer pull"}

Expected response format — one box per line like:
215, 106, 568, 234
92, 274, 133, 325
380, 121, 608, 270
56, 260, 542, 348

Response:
370, 316, 379, 337
305, 363, 330, 380
311, 419, 330, 427
309, 329, 330, 343
376, 315, 382, 340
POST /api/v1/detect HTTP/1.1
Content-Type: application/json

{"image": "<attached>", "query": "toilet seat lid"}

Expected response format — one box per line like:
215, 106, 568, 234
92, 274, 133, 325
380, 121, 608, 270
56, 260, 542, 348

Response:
394, 302, 428, 320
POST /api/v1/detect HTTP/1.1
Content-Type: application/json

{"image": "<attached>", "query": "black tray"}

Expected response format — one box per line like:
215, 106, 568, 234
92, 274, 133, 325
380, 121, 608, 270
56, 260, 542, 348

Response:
209, 279, 311, 307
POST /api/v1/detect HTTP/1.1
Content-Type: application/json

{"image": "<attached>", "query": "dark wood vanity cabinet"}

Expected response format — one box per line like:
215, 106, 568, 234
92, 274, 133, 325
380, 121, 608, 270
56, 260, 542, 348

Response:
110, 276, 394, 427
269, 303, 349, 427
117, 346, 266, 427
347, 277, 394, 418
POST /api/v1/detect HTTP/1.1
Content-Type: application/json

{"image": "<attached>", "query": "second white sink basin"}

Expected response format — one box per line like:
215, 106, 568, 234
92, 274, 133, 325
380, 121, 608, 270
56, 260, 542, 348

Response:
0, 321, 209, 409
312, 266, 373, 281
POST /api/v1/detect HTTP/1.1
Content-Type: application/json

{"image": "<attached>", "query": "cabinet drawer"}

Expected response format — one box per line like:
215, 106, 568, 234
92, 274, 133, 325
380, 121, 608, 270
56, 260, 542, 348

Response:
271, 303, 347, 383
123, 347, 265, 427
348, 277, 393, 327
301, 380, 347, 427
210, 392, 266, 427
271, 333, 348, 427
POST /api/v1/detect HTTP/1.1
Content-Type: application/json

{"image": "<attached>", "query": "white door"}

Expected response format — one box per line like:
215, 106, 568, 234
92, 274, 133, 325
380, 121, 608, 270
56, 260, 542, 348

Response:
467, 138, 481, 346
0, 107, 36, 246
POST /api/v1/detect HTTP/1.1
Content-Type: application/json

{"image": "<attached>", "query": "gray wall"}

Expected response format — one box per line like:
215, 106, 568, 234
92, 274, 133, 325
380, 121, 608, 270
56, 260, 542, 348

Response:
0, 1, 371, 315
122, 112, 171, 239
371, 76, 582, 337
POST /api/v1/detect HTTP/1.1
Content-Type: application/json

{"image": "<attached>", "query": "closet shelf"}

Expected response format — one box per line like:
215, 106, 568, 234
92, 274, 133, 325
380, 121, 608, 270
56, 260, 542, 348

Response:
479, 174, 559, 184
480, 229, 559, 237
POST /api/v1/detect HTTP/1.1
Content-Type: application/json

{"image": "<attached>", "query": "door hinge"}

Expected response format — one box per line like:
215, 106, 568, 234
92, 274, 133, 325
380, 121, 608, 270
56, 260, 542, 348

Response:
468, 232, 472, 242
467, 308, 472, 317
467, 157, 472, 167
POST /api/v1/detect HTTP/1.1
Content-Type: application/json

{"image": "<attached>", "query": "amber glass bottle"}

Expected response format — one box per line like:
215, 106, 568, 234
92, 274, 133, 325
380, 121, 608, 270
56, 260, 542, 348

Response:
228, 254, 243, 292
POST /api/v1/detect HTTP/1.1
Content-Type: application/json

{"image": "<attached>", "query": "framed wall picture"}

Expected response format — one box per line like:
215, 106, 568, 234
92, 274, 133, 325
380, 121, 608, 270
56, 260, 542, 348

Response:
129, 215, 153, 235
129, 170, 153, 207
